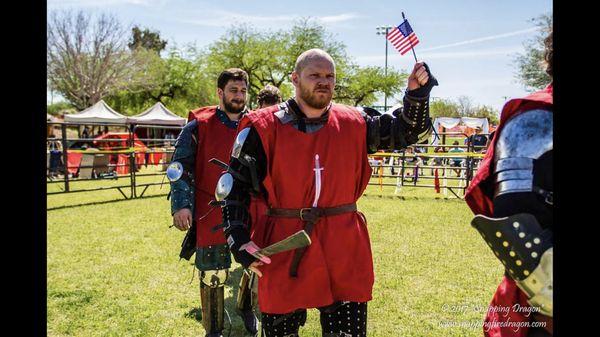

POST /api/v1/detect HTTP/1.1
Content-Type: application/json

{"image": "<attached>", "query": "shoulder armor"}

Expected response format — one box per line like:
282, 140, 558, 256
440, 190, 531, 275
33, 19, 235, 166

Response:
493, 109, 552, 196
232, 127, 251, 158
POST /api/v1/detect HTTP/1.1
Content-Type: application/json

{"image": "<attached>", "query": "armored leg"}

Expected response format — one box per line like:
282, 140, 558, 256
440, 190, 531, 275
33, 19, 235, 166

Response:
236, 270, 258, 334
319, 301, 368, 337
200, 269, 228, 337
261, 310, 307, 337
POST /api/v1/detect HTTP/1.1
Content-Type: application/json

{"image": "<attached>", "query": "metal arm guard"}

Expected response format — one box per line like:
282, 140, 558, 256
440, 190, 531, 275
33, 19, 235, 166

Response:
471, 213, 553, 316
168, 120, 198, 215
493, 109, 553, 199
213, 126, 264, 268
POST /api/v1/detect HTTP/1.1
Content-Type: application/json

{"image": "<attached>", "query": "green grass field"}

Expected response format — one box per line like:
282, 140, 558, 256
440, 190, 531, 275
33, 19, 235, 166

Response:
47, 167, 502, 337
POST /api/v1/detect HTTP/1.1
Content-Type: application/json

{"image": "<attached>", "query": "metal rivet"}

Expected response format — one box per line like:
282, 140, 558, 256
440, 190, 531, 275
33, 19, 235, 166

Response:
525, 242, 532, 248
531, 252, 538, 258
516, 260, 522, 266
513, 222, 520, 228
496, 231, 502, 238
502, 241, 509, 247
518, 232, 525, 238
534, 238, 541, 244
509, 251, 516, 257
524, 270, 530, 276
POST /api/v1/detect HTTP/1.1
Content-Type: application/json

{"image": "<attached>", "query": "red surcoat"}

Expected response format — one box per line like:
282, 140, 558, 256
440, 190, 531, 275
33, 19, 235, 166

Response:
239, 103, 374, 314
188, 106, 238, 247
464, 84, 553, 337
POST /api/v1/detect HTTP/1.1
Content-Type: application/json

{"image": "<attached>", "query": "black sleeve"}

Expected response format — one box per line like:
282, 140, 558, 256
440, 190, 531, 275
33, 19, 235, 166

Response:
221, 126, 267, 268
364, 64, 437, 153
364, 89, 432, 153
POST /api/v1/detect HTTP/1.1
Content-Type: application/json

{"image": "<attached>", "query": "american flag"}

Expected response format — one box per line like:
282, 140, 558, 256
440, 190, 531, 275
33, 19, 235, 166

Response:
386, 19, 420, 55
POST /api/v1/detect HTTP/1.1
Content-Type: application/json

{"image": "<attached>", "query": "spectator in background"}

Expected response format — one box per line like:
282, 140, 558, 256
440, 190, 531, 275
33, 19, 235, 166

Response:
431, 146, 446, 176
257, 84, 282, 109
82, 126, 90, 139
164, 132, 176, 147
47, 134, 63, 178
468, 126, 488, 153
448, 141, 465, 176
103, 126, 109, 135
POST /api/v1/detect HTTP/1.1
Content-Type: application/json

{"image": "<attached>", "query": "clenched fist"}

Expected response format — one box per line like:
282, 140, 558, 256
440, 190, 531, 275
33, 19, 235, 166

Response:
172, 208, 192, 231
407, 61, 430, 91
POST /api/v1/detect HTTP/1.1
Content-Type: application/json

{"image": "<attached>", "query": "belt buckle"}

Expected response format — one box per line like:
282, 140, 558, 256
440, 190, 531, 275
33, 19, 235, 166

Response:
299, 208, 312, 221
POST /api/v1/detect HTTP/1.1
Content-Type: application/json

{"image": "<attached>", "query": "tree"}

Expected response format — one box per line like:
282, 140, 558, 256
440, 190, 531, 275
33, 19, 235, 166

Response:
204, 19, 406, 108
128, 26, 167, 54
515, 14, 552, 91
430, 98, 460, 119
104, 45, 215, 116
47, 11, 146, 110
429, 97, 499, 124
456, 96, 475, 117
335, 65, 405, 106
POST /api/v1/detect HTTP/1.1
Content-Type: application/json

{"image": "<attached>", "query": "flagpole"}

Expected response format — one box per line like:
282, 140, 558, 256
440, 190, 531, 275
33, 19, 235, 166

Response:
402, 12, 418, 63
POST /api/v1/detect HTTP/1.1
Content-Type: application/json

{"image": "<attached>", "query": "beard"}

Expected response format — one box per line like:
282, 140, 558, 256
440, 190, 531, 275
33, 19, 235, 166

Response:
223, 98, 246, 114
298, 83, 332, 110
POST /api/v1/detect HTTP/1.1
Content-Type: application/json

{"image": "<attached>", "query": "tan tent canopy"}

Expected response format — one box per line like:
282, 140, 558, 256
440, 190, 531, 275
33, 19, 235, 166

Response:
127, 102, 186, 126
64, 100, 127, 124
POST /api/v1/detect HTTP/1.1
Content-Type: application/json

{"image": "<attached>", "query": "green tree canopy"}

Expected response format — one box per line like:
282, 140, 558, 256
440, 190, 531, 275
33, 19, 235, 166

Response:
514, 14, 552, 91
430, 97, 499, 124
204, 19, 406, 108
104, 45, 215, 116
128, 26, 168, 54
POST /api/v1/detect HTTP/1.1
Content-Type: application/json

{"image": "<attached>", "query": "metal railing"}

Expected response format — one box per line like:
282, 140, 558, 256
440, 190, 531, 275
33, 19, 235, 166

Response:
47, 122, 182, 199
47, 124, 491, 201
366, 132, 490, 198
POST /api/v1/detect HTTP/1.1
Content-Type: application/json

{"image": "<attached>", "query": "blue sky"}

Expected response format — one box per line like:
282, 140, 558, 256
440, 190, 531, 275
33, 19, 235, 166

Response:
48, 0, 553, 112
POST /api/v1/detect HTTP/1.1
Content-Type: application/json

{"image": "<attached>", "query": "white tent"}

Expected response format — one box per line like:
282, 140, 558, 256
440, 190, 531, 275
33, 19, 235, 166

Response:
432, 117, 489, 145
64, 100, 128, 124
127, 102, 186, 126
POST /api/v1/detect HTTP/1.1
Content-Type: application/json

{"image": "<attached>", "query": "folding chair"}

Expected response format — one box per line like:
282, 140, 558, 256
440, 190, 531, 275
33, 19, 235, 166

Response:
78, 153, 96, 179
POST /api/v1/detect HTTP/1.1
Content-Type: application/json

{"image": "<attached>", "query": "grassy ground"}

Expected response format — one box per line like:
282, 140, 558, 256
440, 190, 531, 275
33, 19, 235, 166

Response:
47, 166, 502, 337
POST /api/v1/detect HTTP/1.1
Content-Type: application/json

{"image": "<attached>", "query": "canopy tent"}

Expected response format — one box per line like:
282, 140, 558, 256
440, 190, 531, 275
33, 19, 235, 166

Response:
64, 100, 127, 124
432, 117, 489, 145
127, 102, 186, 126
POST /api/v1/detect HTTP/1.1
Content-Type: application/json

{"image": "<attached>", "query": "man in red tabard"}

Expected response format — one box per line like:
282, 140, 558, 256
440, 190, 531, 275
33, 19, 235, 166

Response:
213, 49, 438, 336
465, 31, 553, 337
167, 68, 258, 337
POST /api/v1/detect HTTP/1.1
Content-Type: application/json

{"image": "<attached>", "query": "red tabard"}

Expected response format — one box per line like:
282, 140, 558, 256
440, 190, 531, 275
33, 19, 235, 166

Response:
239, 103, 374, 314
188, 106, 238, 247
464, 84, 553, 337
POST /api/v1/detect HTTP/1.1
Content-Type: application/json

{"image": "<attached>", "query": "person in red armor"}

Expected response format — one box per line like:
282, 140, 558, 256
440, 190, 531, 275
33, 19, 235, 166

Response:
465, 30, 553, 337
167, 68, 258, 337
214, 49, 438, 336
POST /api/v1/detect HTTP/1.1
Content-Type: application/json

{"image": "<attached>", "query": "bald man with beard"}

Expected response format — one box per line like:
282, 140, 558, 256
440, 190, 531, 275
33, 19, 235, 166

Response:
214, 49, 438, 336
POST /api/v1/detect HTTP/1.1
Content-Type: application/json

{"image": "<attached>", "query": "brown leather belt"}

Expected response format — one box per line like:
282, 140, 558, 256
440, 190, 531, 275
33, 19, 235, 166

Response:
266, 202, 357, 277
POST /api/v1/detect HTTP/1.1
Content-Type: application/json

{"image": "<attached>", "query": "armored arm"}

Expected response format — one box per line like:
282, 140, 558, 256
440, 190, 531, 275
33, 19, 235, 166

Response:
214, 126, 267, 268
364, 64, 437, 153
471, 109, 554, 317
168, 120, 198, 215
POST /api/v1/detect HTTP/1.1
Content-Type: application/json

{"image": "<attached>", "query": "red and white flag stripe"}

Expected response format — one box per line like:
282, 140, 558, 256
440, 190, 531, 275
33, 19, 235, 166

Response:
387, 28, 420, 55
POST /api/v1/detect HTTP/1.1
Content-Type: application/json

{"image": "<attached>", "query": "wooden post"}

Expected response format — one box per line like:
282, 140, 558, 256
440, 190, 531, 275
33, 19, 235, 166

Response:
61, 123, 69, 192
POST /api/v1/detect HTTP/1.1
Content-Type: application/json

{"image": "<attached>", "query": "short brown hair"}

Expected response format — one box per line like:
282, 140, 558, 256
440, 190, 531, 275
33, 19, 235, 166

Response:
544, 30, 553, 78
217, 68, 249, 90
257, 84, 282, 106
